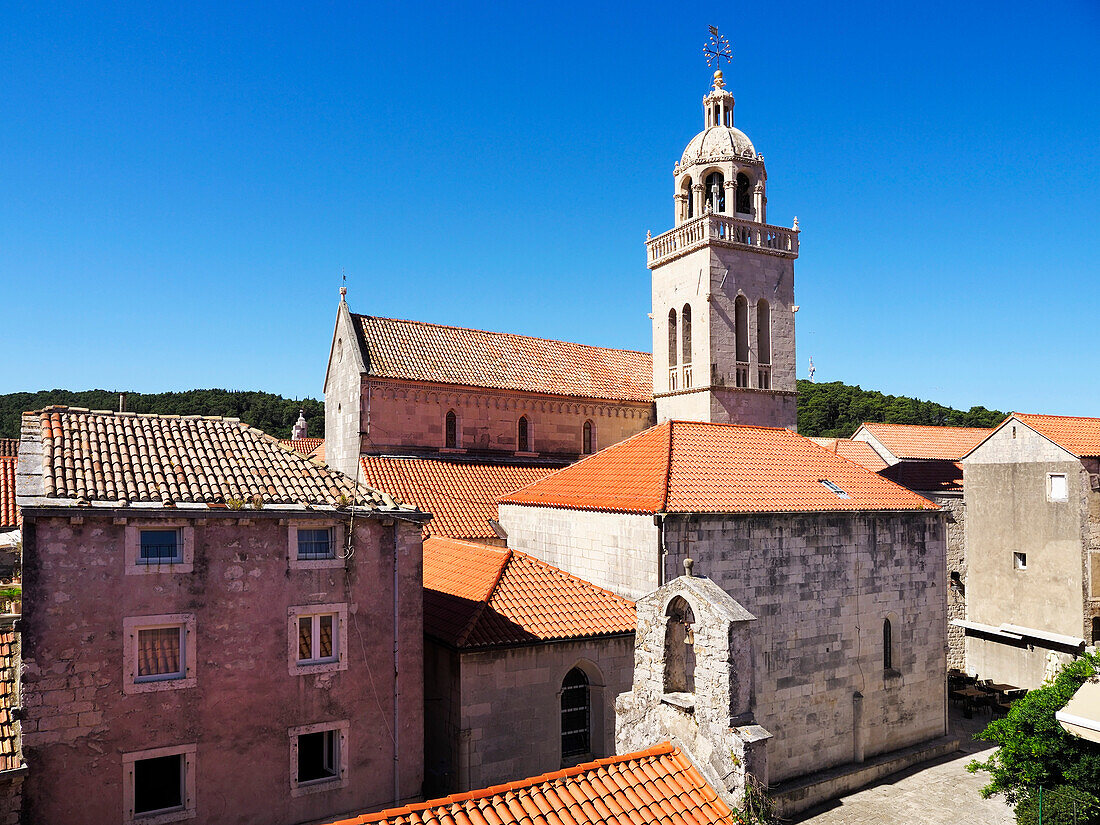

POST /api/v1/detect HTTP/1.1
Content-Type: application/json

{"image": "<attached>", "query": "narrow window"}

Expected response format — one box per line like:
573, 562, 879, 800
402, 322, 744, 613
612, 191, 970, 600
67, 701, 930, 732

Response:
136, 626, 185, 682
705, 171, 725, 213
139, 529, 181, 565
560, 667, 591, 758
1014, 552, 1028, 571
1049, 473, 1068, 502
582, 421, 594, 455
682, 176, 694, 220
298, 613, 338, 665
445, 410, 457, 449
663, 596, 696, 694
734, 296, 749, 363
517, 416, 529, 452
133, 753, 184, 816
668, 309, 677, 367
883, 619, 893, 671
736, 172, 751, 214
681, 304, 692, 365
297, 730, 339, 784
297, 528, 334, 561
757, 299, 771, 365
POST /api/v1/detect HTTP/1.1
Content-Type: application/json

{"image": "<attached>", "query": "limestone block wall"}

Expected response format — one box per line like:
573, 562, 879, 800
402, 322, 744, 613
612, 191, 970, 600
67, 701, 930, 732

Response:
20, 511, 424, 825
440, 636, 635, 793
661, 512, 947, 784
359, 380, 652, 459
0, 770, 24, 825
497, 505, 659, 599
932, 493, 968, 671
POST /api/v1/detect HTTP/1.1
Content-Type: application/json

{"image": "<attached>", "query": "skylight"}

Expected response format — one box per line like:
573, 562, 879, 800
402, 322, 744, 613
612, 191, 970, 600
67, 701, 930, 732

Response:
819, 480, 850, 499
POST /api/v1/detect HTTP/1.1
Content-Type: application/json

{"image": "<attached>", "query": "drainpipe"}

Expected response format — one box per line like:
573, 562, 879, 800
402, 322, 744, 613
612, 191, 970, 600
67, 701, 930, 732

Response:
392, 521, 400, 805
655, 513, 667, 587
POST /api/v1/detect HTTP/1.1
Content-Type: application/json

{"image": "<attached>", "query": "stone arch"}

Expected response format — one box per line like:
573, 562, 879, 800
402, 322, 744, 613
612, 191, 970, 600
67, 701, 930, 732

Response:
734, 295, 749, 363
736, 171, 752, 214
664, 595, 697, 694
681, 304, 692, 366
444, 410, 458, 449
704, 170, 726, 213
883, 611, 900, 672
668, 308, 678, 367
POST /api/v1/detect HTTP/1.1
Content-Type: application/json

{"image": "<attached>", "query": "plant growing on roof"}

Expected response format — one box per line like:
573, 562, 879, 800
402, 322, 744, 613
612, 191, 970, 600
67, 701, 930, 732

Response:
225, 497, 245, 511
250, 494, 264, 509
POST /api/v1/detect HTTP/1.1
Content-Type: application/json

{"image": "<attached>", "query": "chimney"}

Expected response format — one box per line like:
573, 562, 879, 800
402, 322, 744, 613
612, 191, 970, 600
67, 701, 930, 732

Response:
119, 392, 127, 413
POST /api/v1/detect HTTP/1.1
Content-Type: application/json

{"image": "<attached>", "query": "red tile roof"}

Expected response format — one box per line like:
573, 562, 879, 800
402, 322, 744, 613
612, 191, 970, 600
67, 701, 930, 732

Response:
807, 438, 889, 473
423, 537, 635, 648
857, 423, 993, 461
1014, 413, 1100, 458
354, 315, 653, 402
279, 437, 324, 458
502, 421, 937, 515
360, 456, 555, 539
23, 407, 412, 511
324, 743, 736, 825
0, 440, 17, 458
0, 458, 16, 528
880, 460, 964, 493
0, 623, 21, 771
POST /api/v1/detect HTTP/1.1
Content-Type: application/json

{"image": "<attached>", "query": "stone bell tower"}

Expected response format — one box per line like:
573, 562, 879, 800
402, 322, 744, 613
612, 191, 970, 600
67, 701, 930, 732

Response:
647, 69, 799, 428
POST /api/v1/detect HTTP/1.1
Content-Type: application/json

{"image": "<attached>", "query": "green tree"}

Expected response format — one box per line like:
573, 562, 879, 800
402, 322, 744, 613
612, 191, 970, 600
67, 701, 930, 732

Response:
968, 653, 1100, 804
1014, 785, 1100, 825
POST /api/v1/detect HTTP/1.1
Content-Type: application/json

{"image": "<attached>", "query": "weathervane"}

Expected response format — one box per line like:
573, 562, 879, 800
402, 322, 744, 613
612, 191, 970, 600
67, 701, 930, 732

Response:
703, 25, 733, 75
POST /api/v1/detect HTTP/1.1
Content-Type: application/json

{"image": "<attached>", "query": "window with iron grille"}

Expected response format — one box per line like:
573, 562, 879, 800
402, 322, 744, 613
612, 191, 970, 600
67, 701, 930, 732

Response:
297, 528, 334, 560
139, 529, 181, 564
560, 667, 590, 758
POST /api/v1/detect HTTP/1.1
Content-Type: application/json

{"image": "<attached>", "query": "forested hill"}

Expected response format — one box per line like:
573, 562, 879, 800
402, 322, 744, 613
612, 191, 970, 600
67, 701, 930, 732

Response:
0, 383, 1004, 441
796, 380, 1005, 438
0, 390, 323, 440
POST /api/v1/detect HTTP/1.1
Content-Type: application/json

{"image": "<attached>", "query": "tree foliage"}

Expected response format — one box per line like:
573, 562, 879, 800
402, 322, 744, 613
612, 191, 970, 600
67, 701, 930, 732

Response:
0, 389, 324, 441
1014, 785, 1100, 825
967, 653, 1100, 804
797, 380, 1005, 438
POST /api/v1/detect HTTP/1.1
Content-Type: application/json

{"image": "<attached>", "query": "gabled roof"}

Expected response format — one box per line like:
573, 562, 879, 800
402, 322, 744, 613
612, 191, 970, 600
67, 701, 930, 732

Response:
807, 437, 889, 473
501, 421, 937, 515
19, 407, 416, 512
1013, 413, 1100, 459
856, 422, 993, 461
353, 314, 653, 402
279, 437, 324, 459
0, 458, 16, 529
0, 440, 17, 458
423, 537, 634, 648
880, 460, 964, 494
360, 456, 555, 539
323, 743, 736, 825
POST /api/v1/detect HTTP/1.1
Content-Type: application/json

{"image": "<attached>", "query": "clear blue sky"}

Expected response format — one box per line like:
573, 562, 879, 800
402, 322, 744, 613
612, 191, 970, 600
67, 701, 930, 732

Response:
3, 1, 1098, 415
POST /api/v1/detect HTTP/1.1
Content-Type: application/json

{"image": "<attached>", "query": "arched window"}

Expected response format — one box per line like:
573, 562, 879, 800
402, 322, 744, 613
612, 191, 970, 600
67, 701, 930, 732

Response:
445, 410, 457, 449
663, 596, 696, 694
734, 296, 749, 362
561, 667, 590, 758
681, 177, 694, 220
517, 416, 529, 453
705, 172, 725, 213
667, 309, 677, 367
757, 299, 771, 365
582, 420, 594, 455
736, 173, 751, 214
883, 618, 894, 671
681, 305, 692, 365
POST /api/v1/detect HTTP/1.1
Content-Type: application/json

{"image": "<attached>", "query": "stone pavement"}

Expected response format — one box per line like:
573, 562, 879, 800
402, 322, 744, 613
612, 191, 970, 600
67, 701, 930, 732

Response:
788, 709, 1014, 825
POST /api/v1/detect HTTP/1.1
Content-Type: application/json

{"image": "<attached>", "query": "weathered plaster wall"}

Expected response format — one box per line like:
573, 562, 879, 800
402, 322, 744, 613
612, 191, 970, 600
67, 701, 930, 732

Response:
498, 505, 658, 600
20, 511, 424, 825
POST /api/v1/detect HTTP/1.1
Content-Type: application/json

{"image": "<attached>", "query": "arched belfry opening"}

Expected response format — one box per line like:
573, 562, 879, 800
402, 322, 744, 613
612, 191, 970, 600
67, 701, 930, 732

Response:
705, 172, 725, 213
736, 172, 751, 214
681, 176, 694, 221
664, 596, 697, 694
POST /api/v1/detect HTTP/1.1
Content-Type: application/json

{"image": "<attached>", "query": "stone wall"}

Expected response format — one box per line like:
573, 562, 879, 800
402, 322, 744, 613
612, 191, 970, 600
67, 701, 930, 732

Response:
497, 505, 658, 600
0, 769, 24, 825
933, 493, 967, 671
20, 510, 424, 825
324, 303, 366, 478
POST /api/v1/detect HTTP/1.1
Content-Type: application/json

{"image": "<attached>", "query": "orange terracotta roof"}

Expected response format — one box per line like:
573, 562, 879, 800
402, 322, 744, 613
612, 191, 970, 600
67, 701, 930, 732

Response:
0, 440, 17, 458
360, 456, 555, 539
0, 623, 21, 772
354, 314, 653, 402
0, 458, 16, 528
1014, 413, 1100, 458
23, 407, 413, 511
423, 537, 635, 648
806, 438, 889, 472
880, 460, 964, 493
502, 421, 937, 515
858, 422, 993, 461
323, 743, 736, 825
279, 437, 324, 458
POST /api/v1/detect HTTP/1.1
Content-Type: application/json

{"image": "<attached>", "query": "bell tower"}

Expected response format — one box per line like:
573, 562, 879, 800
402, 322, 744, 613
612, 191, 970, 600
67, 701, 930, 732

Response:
648, 61, 799, 429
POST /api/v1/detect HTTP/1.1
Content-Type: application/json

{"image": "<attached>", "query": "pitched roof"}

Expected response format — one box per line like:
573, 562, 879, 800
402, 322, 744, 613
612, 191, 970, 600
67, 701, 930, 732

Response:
1013, 413, 1100, 458
0, 440, 17, 458
807, 437, 889, 473
857, 422, 993, 461
323, 743, 736, 825
360, 456, 555, 539
0, 458, 16, 529
880, 460, 964, 493
0, 622, 21, 772
354, 314, 653, 402
423, 537, 635, 648
501, 421, 937, 515
279, 437, 324, 459
20, 407, 415, 512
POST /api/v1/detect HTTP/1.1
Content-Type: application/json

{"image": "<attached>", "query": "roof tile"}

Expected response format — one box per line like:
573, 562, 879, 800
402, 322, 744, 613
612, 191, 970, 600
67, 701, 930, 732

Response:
0, 440, 17, 458
355, 315, 653, 402
0, 624, 21, 772
879, 460, 964, 493
1014, 413, 1100, 458
0, 458, 16, 528
859, 423, 993, 461
279, 437, 324, 458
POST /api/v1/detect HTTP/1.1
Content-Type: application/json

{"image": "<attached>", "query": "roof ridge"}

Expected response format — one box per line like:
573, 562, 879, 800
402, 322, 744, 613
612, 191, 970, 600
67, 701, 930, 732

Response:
351, 744, 679, 822
33, 405, 245, 425
454, 546, 513, 647
354, 313, 651, 357
1015, 411, 1100, 422
862, 421, 993, 432
661, 421, 674, 512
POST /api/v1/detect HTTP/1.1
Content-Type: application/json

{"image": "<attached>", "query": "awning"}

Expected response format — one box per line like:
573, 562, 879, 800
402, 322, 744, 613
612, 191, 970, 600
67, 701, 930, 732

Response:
1056, 679, 1100, 743
952, 619, 1085, 649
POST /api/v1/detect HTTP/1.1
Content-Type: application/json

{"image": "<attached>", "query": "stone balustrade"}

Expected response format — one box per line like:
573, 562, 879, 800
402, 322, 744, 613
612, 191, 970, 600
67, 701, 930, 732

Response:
647, 214, 799, 267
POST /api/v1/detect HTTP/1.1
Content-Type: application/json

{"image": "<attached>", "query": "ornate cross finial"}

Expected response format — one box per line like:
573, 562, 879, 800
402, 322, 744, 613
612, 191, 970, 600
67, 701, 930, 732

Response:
703, 25, 733, 76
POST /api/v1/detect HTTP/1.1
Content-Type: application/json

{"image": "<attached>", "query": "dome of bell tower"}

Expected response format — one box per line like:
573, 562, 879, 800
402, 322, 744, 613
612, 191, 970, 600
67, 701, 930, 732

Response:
677, 71, 757, 168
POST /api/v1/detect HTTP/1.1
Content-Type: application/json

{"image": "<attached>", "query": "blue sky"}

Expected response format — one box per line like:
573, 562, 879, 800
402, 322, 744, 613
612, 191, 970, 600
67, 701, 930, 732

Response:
2, 1, 1098, 416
